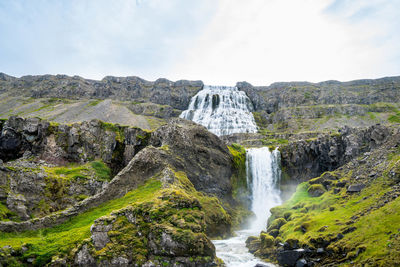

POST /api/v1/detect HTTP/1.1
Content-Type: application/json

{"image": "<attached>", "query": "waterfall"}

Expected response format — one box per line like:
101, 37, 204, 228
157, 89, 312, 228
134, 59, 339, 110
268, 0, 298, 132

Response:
213, 147, 281, 267
247, 147, 282, 232
180, 85, 258, 136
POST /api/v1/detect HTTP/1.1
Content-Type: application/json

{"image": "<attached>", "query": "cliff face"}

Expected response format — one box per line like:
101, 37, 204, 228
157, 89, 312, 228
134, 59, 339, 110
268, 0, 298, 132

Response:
0, 73, 203, 110
0, 117, 239, 266
238, 77, 400, 113
279, 124, 391, 183
247, 127, 400, 267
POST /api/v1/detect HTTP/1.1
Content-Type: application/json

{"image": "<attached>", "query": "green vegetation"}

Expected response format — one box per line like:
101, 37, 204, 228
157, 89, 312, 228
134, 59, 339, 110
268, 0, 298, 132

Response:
90, 161, 111, 181
253, 112, 269, 130
388, 111, 400, 123
145, 116, 167, 130
228, 144, 248, 200
261, 138, 288, 150
259, 149, 400, 265
44, 161, 111, 182
0, 166, 232, 265
99, 121, 125, 142
0, 203, 15, 221
0, 179, 162, 266
88, 99, 103, 107
172, 170, 232, 238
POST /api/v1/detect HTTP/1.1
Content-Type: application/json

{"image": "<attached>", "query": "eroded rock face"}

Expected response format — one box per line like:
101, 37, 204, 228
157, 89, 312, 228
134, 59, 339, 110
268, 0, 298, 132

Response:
280, 124, 392, 184
150, 118, 233, 200
0, 159, 109, 221
0, 116, 149, 171
0, 73, 203, 110
0, 118, 234, 233
237, 77, 400, 114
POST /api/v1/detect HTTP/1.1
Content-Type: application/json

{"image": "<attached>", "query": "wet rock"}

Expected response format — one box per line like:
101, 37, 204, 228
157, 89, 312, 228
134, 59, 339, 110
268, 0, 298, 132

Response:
336, 181, 347, 188
277, 249, 305, 267
347, 184, 366, 193
296, 258, 308, 267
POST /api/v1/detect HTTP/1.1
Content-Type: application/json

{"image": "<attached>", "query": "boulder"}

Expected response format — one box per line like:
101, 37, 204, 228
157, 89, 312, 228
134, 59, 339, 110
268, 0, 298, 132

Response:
347, 184, 366, 193
277, 249, 305, 267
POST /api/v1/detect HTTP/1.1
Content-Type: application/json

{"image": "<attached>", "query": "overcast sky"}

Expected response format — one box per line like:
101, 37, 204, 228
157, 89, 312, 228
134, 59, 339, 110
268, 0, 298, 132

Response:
0, 0, 399, 85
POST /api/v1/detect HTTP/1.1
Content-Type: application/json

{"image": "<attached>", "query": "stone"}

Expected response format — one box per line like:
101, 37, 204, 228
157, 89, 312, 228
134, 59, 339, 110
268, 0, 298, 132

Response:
277, 249, 305, 267
74, 244, 95, 266
110, 256, 129, 266
90, 221, 112, 250
347, 184, 366, 193
296, 258, 308, 267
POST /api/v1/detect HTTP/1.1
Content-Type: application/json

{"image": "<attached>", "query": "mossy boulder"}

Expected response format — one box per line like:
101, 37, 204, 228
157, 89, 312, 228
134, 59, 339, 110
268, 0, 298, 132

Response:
260, 233, 275, 248
307, 184, 326, 197
267, 217, 287, 232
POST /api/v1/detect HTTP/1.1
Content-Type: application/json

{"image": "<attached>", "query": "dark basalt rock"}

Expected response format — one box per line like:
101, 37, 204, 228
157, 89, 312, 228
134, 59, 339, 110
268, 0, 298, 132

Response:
277, 249, 305, 267
280, 124, 391, 184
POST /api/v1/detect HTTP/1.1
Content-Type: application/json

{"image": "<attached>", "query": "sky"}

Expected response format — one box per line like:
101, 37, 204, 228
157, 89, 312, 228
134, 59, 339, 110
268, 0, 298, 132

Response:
0, 0, 399, 86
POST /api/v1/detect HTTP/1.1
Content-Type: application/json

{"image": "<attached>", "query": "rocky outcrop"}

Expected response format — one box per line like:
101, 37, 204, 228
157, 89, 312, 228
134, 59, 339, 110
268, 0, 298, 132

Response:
0, 116, 149, 171
0, 159, 109, 221
0, 118, 235, 233
248, 127, 400, 266
237, 76, 400, 114
67, 168, 221, 267
0, 73, 203, 110
150, 118, 233, 200
279, 124, 392, 184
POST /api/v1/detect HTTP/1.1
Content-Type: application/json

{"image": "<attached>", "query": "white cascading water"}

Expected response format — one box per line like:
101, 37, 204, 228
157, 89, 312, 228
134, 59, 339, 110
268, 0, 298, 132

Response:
179, 85, 258, 136
182, 84, 281, 266
213, 147, 282, 267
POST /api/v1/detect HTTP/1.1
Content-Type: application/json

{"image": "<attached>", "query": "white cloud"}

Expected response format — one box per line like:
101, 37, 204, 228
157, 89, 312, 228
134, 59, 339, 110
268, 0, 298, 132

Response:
170, 0, 400, 85
0, 0, 399, 85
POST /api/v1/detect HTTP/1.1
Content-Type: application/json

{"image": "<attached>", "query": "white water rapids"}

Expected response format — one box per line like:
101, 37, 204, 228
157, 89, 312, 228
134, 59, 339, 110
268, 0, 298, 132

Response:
179, 85, 258, 136
213, 147, 282, 267
181, 86, 282, 266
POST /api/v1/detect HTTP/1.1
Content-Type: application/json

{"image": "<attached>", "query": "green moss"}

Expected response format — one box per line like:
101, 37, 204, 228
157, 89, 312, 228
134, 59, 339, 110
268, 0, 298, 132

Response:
267, 218, 287, 232
260, 233, 275, 248
88, 99, 103, 107
227, 144, 248, 201
264, 153, 400, 265
261, 138, 289, 147
307, 184, 326, 197
145, 116, 167, 130
0, 202, 15, 220
44, 161, 111, 182
90, 161, 111, 181
0, 179, 162, 266
99, 121, 125, 142
171, 170, 232, 238
253, 112, 269, 130
388, 111, 400, 123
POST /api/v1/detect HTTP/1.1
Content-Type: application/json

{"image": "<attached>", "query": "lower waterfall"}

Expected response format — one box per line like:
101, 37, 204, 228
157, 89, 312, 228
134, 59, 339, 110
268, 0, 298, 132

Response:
213, 147, 282, 267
